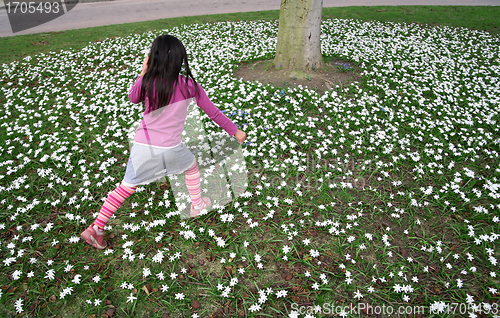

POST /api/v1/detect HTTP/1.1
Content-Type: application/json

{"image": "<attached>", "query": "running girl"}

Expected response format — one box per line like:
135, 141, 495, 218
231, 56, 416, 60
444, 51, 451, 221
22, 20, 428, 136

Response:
81, 34, 246, 249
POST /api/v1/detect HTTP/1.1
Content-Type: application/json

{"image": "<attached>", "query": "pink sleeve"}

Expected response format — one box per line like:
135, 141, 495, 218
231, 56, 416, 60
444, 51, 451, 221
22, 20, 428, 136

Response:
129, 76, 143, 104
194, 83, 238, 136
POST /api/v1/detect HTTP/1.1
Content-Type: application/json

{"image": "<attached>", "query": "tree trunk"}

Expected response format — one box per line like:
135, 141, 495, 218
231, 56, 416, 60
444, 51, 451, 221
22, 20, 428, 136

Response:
274, 0, 324, 70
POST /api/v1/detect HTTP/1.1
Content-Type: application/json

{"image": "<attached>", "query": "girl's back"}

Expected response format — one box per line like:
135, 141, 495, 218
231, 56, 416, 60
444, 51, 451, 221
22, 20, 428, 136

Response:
129, 74, 237, 148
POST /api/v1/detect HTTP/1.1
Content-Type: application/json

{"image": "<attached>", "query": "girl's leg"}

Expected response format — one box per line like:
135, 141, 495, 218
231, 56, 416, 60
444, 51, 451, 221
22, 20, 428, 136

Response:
95, 182, 138, 230
81, 182, 137, 249
185, 160, 202, 207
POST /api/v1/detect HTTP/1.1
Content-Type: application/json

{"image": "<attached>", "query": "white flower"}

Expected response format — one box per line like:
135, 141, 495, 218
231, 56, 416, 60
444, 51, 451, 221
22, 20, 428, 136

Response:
289, 311, 300, 318
156, 272, 165, 280
45, 269, 55, 280
249, 303, 261, 312
152, 251, 164, 263
353, 289, 363, 299
126, 293, 137, 303
276, 290, 288, 298
104, 249, 114, 255
72, 274, 82, 284
68, 236, 80, 243
430, 301, 447, 313
258, 293, 267, 304
216, 237, 226, 247
466, 294, 474, 304
175, 293, 185, 300
12, 270, 22, 280
64, 264, 73, 273
14, 298, 23, 313
59, 287, 73, 299
310, 249, 320, 258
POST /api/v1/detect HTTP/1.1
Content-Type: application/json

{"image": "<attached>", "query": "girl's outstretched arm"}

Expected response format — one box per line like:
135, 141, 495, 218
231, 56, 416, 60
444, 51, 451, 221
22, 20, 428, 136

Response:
193, 83, 238, 137
234, 129, 246, 144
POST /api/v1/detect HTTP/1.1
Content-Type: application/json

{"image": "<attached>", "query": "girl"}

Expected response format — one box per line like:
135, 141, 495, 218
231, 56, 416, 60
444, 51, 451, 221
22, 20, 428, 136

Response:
81, 34, 246, 249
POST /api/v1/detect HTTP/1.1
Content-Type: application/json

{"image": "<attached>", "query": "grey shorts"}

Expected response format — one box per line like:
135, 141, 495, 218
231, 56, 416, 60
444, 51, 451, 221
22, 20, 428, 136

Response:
122, 142, 196, 187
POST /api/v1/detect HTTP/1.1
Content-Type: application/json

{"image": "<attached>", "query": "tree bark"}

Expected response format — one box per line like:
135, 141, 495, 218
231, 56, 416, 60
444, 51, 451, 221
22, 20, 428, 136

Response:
273, 0, 324, 71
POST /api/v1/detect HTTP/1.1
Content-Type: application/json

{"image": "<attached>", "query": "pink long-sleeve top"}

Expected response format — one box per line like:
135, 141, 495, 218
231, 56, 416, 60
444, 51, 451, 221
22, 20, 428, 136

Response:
129, 76, 238, 148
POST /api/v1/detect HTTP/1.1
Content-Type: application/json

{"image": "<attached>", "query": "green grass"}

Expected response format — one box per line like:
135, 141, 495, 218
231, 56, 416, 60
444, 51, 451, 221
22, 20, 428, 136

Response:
0, 5, 499, 65
322, 5, 500, 35
0, 6, 499, 318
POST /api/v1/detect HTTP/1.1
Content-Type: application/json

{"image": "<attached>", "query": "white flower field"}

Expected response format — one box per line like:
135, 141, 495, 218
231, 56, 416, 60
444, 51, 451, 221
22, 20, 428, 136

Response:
0, 18, 499, 317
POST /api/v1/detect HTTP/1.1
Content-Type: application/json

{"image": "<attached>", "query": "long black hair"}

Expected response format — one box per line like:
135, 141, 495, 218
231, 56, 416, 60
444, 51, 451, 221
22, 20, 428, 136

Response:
140, 34, 198, 114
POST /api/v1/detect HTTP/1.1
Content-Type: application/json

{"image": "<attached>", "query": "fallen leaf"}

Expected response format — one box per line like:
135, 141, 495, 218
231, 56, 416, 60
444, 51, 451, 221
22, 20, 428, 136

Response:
105, 308, 115, 317
191, 299, 200, 309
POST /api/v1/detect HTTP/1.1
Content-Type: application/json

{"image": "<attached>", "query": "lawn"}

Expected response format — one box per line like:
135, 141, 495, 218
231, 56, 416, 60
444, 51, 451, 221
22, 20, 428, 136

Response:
0, 6, 499, 318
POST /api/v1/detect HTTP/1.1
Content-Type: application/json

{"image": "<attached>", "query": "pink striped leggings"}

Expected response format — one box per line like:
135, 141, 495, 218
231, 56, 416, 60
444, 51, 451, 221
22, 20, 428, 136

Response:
94, 160, 202, 230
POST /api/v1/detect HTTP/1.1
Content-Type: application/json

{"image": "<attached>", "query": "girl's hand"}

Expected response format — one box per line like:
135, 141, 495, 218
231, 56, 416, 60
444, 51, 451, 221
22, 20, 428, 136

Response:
234, 129, 246, 144
139, 56, 149, 77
